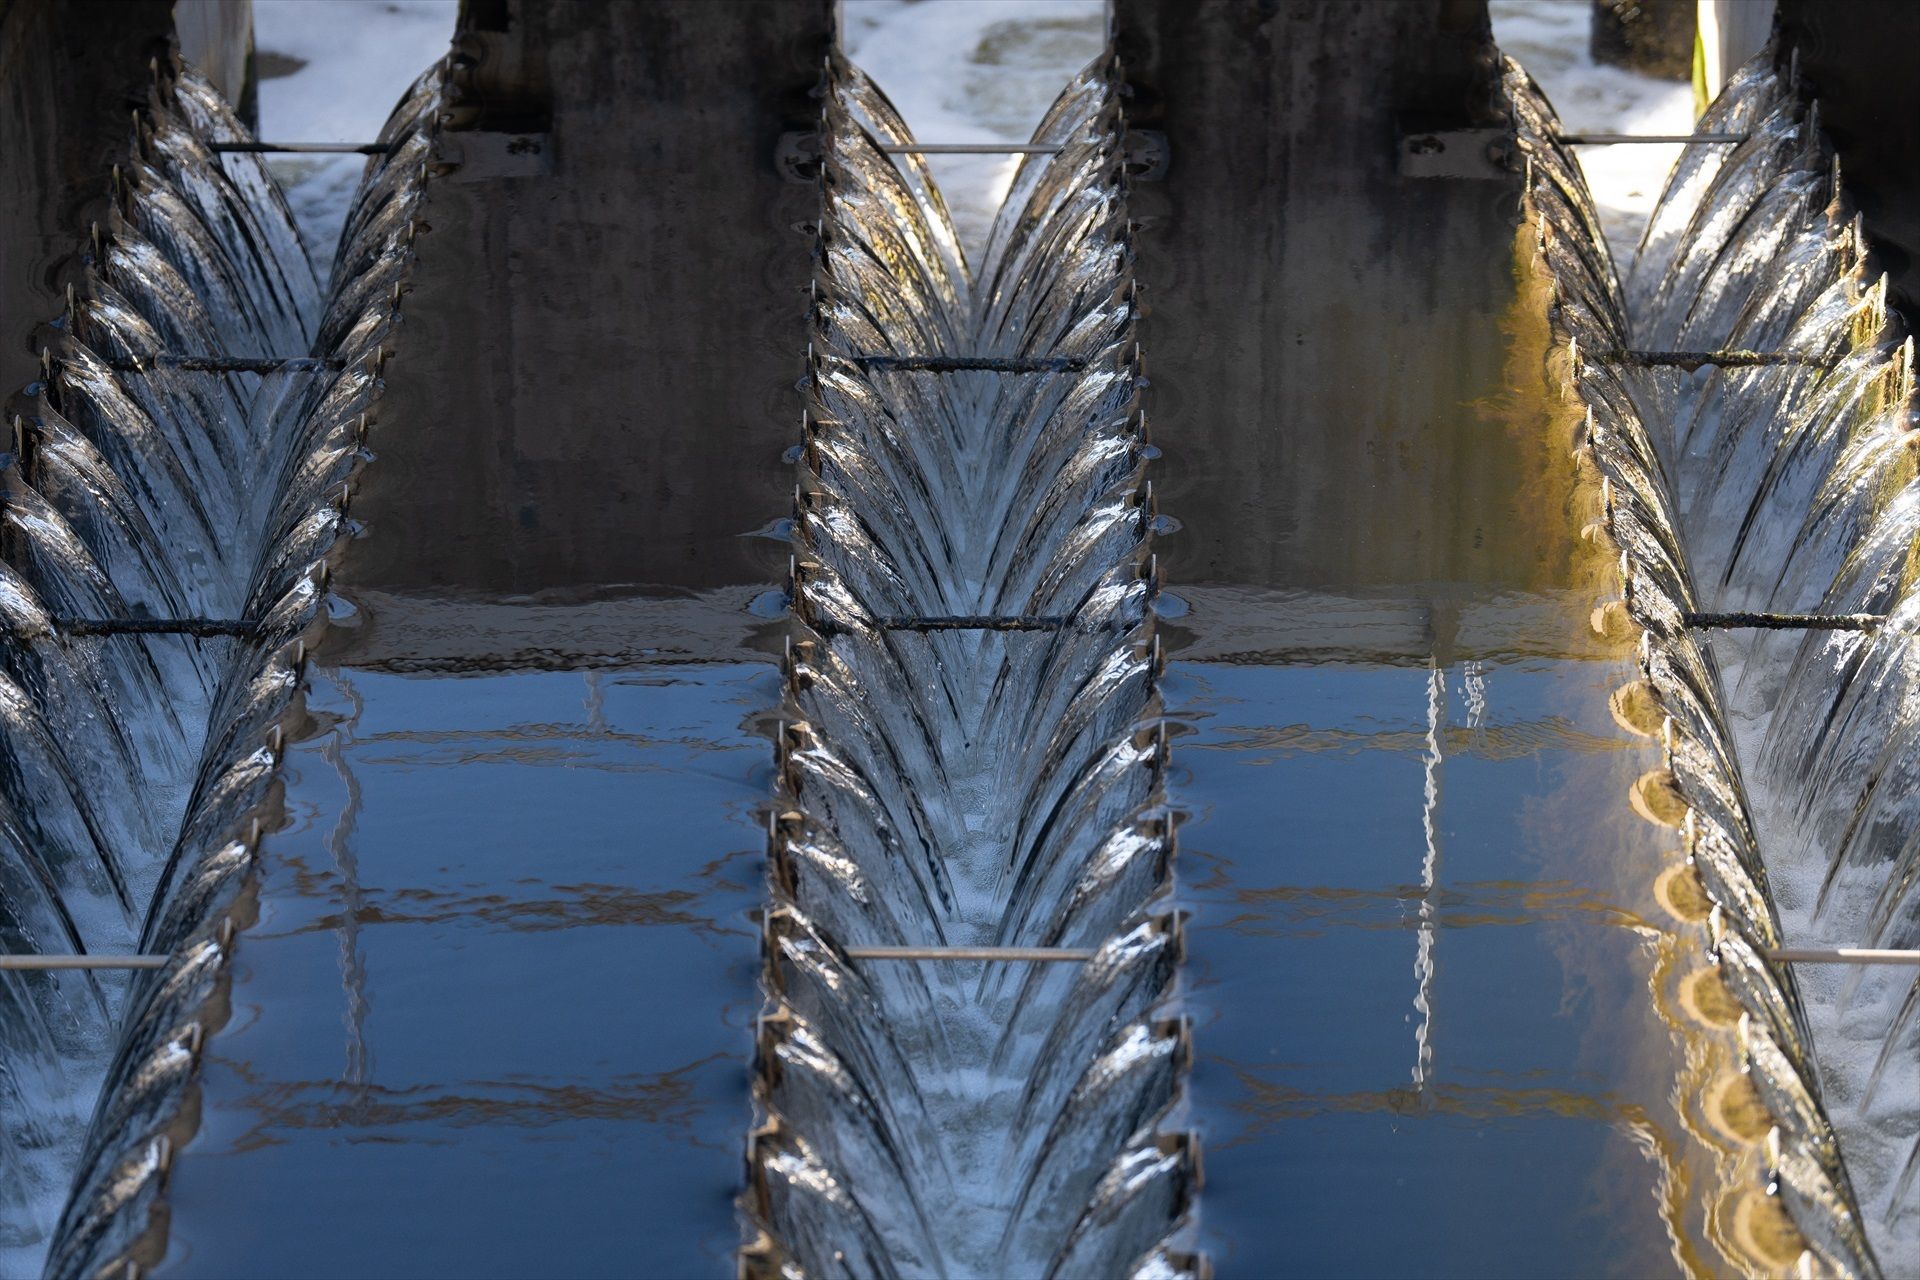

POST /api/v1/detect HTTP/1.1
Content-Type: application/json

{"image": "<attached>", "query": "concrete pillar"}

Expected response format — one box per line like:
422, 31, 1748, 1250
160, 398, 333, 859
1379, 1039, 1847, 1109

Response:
1698, 1, 1775, 100
1, 0, 256, 412
1110, 0, 1553, 599
1774, 0, 1920, 315
174, 0, 256, 129
348, 0, 830, 596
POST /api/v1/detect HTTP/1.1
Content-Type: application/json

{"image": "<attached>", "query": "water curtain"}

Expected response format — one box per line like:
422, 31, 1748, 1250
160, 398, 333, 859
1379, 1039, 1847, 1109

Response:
1628, 52, 1920, 1272
0, 60, 436, 1278
1511, 48, 1915, 1275
742, 54, 1198, 1278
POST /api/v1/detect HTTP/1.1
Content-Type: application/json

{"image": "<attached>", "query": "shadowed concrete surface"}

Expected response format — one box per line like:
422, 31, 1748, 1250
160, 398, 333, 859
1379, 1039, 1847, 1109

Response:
1114, 0, 1532, 594
348, 0, 824, 594
1, 0, 254, 412
155, 3, 828, 1273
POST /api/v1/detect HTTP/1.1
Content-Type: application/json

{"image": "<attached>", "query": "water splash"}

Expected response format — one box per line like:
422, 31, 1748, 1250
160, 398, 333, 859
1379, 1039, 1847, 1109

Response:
0, 58, 436, 1278
1508, 45, 1920, 1275
1626, 56, 1920, 1274
743, 54, 1197, 1278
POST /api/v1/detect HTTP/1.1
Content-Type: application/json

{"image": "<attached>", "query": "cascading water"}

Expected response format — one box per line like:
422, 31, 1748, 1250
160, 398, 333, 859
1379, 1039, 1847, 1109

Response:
1623, 55, 1920, 1272
0, 57, 434, 1278
1509, 44, 1920, 1275
743, 52, 1197, 1278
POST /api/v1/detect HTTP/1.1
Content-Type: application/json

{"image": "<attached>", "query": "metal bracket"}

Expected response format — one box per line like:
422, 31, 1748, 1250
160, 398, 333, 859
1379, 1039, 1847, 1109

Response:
1123, 130, 1169, 181
1399, 128, 1514, 180
777, 131, 823, 184
435, 131, 553, 181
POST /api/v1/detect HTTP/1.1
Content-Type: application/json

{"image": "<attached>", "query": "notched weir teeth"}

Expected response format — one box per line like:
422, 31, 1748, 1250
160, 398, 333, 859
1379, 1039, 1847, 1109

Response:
746, 52, 1197, 1277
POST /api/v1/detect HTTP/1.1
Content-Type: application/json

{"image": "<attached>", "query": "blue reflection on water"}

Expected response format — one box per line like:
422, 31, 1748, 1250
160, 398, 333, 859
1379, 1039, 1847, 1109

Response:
1173, 625, 1710, 1277
158, 661, 771, 1278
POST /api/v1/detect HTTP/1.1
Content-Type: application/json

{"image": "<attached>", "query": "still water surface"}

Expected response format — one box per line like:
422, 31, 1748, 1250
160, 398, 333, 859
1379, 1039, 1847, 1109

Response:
1170, 590, 1745, 1275
160, 628, 770, 1276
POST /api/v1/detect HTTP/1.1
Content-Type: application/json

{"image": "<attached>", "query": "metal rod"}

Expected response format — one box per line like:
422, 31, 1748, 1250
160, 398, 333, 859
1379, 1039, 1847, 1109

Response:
1555, 133, 1748, 145
877, 615, 1068, 632
0, 955, 169, 970
880, 144, 1061, 155
55, 617, 262, 637
104, 356, 343, 373
210, 141, 393, 155
1600, 348, 1831, 372
1684, 611, 1883, 631
852, 355, 1087, 374
843, 945, 1096, 962
1768, 948, 1920, 966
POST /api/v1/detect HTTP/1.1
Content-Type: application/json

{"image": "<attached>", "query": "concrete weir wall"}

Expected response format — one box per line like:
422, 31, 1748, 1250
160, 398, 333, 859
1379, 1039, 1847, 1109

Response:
1774, 0, 1920, 315
154, 3, 830, 1274
350, 0, 825, 594
1112, 0, 1532, 599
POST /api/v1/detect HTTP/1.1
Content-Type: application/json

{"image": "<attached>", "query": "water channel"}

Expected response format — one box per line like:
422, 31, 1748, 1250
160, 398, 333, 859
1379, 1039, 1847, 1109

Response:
3, 4, 1915, 1277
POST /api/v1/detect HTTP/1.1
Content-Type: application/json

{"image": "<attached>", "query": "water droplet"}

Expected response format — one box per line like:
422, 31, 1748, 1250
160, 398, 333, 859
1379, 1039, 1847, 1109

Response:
748, 589, 792, 619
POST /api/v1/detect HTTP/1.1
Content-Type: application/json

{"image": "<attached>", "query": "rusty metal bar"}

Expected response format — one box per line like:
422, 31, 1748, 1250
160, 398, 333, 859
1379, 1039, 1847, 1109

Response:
876, 615, 1068, 632
210, 141, 393, 154
1600, 348, 1832, 372
0, 954, 169, 970
1768, 947, 1920, 966
851, 354, 1088, 374
54, 617, 262, 637
103, 355, 343, 373
880, 143, 1061, 155
1556, 133, 1748, 144
1684, 611, 1884, 631
843, 945, 1097, 962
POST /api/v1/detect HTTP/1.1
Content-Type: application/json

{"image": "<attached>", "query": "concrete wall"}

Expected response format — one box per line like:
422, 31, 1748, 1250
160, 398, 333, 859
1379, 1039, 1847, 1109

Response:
1698, 0, 1775, 99
174, 0, 255, 127
348, 0, 832, 598
1775, 0, 1920, 315
0, 0, 255, 414
1111, 0, 1565, 600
